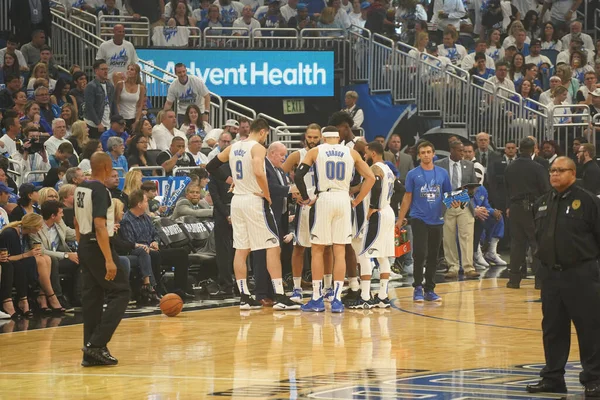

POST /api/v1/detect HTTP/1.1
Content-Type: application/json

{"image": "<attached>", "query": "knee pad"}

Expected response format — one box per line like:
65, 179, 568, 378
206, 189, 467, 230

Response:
358, 253, 372, 276
378, 257, 391, 274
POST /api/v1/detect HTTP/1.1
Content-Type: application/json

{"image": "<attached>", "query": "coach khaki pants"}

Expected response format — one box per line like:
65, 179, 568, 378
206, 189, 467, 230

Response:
443, 207, 475, 274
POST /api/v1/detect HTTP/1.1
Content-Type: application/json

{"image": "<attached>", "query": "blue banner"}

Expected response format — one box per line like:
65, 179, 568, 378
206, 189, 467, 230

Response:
137, 49, 334, 97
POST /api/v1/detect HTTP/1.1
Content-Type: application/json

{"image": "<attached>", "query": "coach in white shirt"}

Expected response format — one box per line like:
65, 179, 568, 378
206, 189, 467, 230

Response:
152, 110, 188, 151
164, 63, 211, 126
96, 24, 138, 79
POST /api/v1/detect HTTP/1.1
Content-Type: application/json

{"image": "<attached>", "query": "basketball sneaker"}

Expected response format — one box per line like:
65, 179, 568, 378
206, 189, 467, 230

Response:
424, 290, 442, 302
323, 287, 334, 302
413, 286, 424, 302
273, 294, 301, 310
330, 299, 345, 313
373, 294, 391, 308
341, 289, 361, 306
239, 294, 262, 310
290, 288, 303, 304
348, 297, 374, 309
301, 297, 325, 312
389, 270, 403, 281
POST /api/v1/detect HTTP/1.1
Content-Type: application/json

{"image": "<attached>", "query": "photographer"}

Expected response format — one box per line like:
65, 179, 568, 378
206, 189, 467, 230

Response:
11, 126, 51, 183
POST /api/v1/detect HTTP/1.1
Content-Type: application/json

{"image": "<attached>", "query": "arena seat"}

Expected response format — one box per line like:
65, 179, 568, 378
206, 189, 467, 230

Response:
146, 149, 162, 166
175, 216, 211, 250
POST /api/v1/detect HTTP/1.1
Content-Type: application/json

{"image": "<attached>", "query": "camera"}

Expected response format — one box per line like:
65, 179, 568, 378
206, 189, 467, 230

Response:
16, 136, 48, 154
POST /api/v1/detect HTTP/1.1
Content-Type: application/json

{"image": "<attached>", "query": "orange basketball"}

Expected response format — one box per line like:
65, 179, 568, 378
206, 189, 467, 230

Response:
160, 293, 183, 317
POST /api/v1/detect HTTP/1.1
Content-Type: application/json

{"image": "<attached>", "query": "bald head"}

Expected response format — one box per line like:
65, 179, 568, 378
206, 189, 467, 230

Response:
113, 24, 125, 43
554, 156, 576, 171
267, 141, 287, 168
90, 152, 113, 179
550, 156, 576, 192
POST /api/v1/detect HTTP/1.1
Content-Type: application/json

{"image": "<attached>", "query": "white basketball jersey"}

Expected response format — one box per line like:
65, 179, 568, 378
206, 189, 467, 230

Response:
314, 143, 354, 193
375, 161, 395, 209
229, 140, 262, 195
298, 148, 316, 198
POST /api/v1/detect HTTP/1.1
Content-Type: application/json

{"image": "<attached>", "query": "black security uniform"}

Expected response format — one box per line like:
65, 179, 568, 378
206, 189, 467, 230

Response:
533, 183, 600, 390
504, 155, 550, 285
75, 180, 130, 348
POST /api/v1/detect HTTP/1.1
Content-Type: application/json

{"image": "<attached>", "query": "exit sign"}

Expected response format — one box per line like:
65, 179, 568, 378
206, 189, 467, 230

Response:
283, 99, 305, 115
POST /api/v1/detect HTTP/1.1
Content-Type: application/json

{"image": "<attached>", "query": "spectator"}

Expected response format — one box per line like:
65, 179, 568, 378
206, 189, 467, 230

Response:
107, 136, 129, 173
204, 119, 238, 148
233, 116, 250, 142
525, 39, 552, 68
233, 5, 262, 36
152, 110, 188, 151
541, 21, 563, 51
570, 50, 594, 85
45, 118, 71, 156
41, 168, 67, 190
560, 20, 594, 53
437, 27, 468, 66
509, 53, 525, 83
486, 29, 505, 62
519, 63, 543, 92
502, 45, 517, 67
214, 0, 244, 27
12, 91, 28, 119
207, 131, 233, 162
0, 116, 20, 157
0, 213, 51, 318
486, 61, 515, 92
156, 136, 195, 175
78, 139, 103, 173
12, 126, 51, 183
168, 0, 198, 26
540, 75, 564, 104
63, 167, 86, 187
115, 64, 146, 132
461, 39, 496, 71
106, 168, 128, 207
141, 181, 164, 216
541, 140, 562, 165
348, 1, 368, 29
96, 25, 139, 80
431, 0, 465, 32
522, 10, 541, 40
97, 0, 125, 16
34, 86, 56, 129
58, 183, 76, 228
341, 91, 363, 128
125, 0, 165, 27
120, 189, 194, 298
23, 101, 51, 134
180, 104, 212, 140
515, 79, 539, 110
27, 63, 57, 95
576, 71, 598, 104
0, 182, 12, 229
127, 135, 154, 175
199, 5, 225, 40
0, 53, 21, 85
69, 71, 87, 119
11, 0, 51, 57
60, 103, 77, 136
578, 143, 600, 194
50, 79, 78, 117
556, 64, 580, 103
328, 0, 351, 29
470, 52, 496, 82
68, 120, 90, 155
0, 75, 23, 110
100, 115, 130, 152
133, 118, 157, 150
0, 35, 29, 71
280, 0, 298, 21
48, 143, 75, 169
9, 183, 41, 222
557, 37, 588, 66
317, 7, 344, 35
19, 30, 48, 68
38, 45, 58, 80
171, 184, 213, 219
84, 59, 117, 139
550, 86, 572, 125
122, 170, 142, 197
188, 135, 208, 166
383, 133, 414, 181
164, 63, 210, 126
192, 0, 212, 20
164, 0, 194, 19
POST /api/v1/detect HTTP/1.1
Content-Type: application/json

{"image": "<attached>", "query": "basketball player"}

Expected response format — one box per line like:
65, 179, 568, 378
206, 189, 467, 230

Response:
282, 124, 334, 303
74, 152, 130, 366
294, 126, 375, 313
351, 141, 399, 308
206, 118, 300, 311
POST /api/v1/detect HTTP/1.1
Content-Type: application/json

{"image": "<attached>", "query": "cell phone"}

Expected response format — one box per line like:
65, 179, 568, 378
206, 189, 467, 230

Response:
190, 124, 196, 130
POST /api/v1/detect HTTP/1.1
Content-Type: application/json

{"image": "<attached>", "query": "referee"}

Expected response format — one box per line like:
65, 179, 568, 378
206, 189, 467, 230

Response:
74, 152, 130, 367
526, 157, 600, 397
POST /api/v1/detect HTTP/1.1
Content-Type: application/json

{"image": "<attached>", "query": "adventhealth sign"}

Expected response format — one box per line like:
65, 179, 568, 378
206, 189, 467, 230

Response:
137, 49, 334, 97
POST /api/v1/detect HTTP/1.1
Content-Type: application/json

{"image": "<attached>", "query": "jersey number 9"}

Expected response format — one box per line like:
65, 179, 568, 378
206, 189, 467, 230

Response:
325, 161, 345, 181
235, 160, 243, 179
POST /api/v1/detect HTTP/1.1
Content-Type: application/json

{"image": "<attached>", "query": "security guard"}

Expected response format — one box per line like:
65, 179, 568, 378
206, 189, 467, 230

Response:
526, 157, 600, 397
74, 152, 130, 367
504, 137, 550, 288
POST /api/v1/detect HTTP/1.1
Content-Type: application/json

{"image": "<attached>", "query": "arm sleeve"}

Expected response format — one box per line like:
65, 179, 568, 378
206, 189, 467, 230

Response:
294, 163, 311, 200
369, 176, 382, 209
206, 156, 229, 181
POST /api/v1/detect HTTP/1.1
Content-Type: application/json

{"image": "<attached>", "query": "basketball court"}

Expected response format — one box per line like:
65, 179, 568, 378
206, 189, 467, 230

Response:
0, 275, 588, 399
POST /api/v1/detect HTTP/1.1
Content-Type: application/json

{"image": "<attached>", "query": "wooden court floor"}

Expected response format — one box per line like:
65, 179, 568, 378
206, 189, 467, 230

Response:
0, 278, 587, 399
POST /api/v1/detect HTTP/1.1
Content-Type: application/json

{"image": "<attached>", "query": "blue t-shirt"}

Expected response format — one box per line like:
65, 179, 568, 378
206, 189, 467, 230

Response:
405, 165, 452, 225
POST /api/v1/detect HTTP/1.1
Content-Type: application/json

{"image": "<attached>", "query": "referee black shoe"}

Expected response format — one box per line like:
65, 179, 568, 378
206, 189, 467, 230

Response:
239, 294, 262, 310
272, 294, 301, 310
82, 344, 118, 366
526, 379, 567, 394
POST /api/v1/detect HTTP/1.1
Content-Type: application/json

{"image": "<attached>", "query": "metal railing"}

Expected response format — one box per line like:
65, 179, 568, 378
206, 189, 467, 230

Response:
347, 28, 370, 83
548, 104, 593, 148
99, 15, 151, 47
370, 34, 395, 93
272, 126, 309, 151
130, 166, 166, 176
258, 113, 287, 144
392, 41, 418, 103
252, 28, 299, 49
224, 100, 257, 123
203, 27, 251, 48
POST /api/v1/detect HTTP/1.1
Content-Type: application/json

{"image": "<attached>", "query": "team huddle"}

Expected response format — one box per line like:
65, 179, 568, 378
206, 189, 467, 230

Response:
206, 118, 398, 312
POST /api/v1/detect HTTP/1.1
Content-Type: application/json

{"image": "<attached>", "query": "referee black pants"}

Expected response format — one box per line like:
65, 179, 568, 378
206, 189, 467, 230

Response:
411, 218, 442, 292
539, 260, 600, 385
80, 241, 130, 348
214, 215, 234, 289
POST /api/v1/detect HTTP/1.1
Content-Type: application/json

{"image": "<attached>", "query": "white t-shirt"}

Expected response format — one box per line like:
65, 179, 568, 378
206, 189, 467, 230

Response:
152, 123, 188, 151
525, 54, 553, 67
280, 5, 297, 22
96, 39, 139, 79
461, 53, 496, 70
486, 46, 505, 63
232, 17, 261, 36
191, 151, 209, 166
213, 0, 245, 26
44, 136, 72, 156
27, 78, 57, 95
167, 75, 210, 116
437, 44, 468, 65
0, 134, 17, 158
101, 83, 111, 127
544, 0, 576, 23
